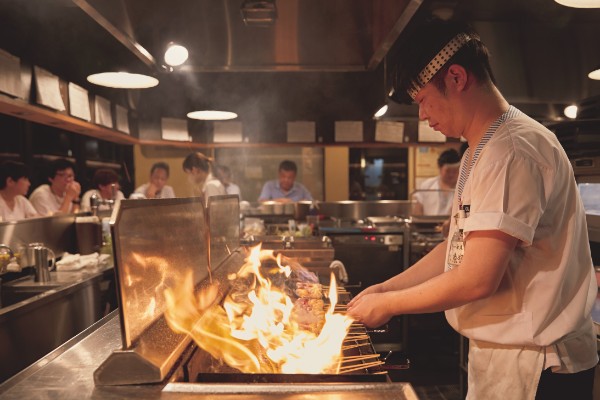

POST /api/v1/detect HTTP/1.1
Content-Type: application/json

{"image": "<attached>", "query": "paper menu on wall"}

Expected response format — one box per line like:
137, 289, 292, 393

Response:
335, 121, 363, 142
115, 105, 130, 134
375, 121, 405, 143
287, 121, 316, 143
94, 95, 112, 128
418, 120, 446, 142
68, 83, 91, 121
0, 50, 22, 98
161, 117, 190, 141
214, 121, 243, 142
34, 66, 65, 111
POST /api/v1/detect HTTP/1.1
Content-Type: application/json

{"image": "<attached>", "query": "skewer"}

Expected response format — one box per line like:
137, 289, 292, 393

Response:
339, 361, 384, 373
342, 342, 371, 350
341, 354, 381, 362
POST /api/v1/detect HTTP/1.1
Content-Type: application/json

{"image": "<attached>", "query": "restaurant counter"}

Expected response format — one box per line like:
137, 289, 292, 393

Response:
0, 311, 419, 400
0, 264, 114, 383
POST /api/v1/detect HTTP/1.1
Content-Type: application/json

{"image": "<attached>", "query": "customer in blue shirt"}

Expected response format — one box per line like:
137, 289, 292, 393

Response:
258, 160, 313, 203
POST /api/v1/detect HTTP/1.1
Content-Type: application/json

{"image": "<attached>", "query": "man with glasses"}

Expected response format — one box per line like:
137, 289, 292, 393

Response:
30, 158, 81, 216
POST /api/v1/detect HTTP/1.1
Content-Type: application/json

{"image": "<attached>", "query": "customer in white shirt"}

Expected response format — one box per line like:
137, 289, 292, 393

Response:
29, 158, 81, 216
81, 168, 125, 212
132, 162, 175, 199
0, 161, 38, 221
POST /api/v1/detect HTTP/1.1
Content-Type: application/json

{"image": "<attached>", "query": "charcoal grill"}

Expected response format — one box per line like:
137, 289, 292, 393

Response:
93, 195, 415, 398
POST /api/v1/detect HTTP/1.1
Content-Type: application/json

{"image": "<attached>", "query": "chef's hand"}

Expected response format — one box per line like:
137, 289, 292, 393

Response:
347, 283, 384, 307
346, 292, 392, 328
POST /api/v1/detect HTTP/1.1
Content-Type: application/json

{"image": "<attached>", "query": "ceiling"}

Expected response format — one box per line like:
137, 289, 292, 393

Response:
0, 0, 599, 140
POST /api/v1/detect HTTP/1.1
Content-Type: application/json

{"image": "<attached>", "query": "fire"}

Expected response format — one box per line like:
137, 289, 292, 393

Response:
163, 244, 354, 374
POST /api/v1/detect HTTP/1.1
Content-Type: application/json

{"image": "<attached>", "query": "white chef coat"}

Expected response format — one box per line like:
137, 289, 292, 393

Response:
413, 176, 454, 215
29, 184, 74, 216
0, 195, 38, 221
444, 107, 597, 398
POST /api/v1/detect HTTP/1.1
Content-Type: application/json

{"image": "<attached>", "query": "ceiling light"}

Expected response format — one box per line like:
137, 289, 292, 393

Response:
374, 104, 388, 118
554, 0, 600, 7
187, 110, 238, 120
588, 68, 600, 80
87, 72, 158, 89
164, 43, 189, 67
564, 104, 578, 119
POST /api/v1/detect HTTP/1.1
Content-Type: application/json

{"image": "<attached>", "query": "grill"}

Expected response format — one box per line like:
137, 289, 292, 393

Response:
93, 196, 413, 397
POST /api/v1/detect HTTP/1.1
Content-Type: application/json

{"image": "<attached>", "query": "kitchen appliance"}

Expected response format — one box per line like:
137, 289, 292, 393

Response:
92, 195, 413, 397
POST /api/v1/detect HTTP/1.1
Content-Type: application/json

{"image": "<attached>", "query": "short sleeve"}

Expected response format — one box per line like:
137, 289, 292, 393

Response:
463, 154, 551, 246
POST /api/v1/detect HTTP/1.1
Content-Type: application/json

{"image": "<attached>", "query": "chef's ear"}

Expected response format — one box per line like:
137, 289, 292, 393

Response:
446, 64, 468, 92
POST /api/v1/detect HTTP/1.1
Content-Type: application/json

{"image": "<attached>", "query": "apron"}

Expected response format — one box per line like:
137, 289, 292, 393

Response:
467, 339, 546, 400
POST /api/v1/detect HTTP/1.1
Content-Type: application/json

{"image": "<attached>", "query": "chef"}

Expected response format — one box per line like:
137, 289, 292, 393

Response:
347, 19, 598, 400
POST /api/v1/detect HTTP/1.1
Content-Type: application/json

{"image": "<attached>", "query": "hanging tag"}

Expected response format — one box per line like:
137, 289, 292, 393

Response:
447, 211, 466, 269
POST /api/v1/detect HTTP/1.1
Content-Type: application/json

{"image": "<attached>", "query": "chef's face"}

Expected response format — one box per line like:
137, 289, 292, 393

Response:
278, 169, 296, 192
150, 167, 168, 190
49, 167, 75, 194
415, 77, 462, 140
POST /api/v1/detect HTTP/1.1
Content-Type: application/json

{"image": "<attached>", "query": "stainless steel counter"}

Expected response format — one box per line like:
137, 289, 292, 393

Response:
0, 264, 114, 382
0, 312, 419, 400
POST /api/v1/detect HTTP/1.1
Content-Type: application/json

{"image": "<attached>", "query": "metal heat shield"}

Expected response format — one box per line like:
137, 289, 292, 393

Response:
95, 197, 210, 385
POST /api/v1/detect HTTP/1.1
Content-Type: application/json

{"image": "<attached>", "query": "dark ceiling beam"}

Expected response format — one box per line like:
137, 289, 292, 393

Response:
71, 0, 157, 69
367, 0, 423, 70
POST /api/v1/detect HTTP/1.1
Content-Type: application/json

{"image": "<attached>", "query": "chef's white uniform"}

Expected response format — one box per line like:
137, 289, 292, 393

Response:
445, 107, 598, 399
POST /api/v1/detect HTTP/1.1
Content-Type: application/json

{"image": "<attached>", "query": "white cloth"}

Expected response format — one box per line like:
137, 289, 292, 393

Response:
224, 183, 242, 199
0, 194, 38, 221
81, 189, 125, 212
413, 176, 454, 216
29, 184, 73, 216
195, 173, 227, 201
445, 109, 598, 375
466, 339, 545, 400
132, 183, 175, 199
55, 252, 109, 271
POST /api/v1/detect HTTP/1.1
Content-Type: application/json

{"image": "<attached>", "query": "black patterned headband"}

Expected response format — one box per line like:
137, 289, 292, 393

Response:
407, 33, 473, 100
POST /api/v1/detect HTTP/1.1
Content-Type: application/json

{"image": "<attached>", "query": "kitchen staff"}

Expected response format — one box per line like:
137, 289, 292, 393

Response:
29, 158, 81, 215
412, 148, 460, 216
258, 160, 312, 203
0, 160, 38, 221
347, 19, 597, 400
182, 152, 226, 204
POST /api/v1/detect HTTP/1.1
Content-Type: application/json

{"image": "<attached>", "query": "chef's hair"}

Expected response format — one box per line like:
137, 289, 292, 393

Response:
183, 152, 213, 173
390, 18, 496, 104
0, 160, 30, 189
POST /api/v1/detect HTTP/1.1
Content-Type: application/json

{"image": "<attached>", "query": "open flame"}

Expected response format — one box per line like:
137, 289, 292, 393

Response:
164, 244, 354, 374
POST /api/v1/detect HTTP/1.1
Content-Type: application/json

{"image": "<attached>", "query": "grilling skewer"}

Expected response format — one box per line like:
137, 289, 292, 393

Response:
338, 360, 385, 373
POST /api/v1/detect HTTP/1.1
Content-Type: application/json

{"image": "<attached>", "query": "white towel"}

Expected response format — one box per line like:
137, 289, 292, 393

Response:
56, 252, 103, 271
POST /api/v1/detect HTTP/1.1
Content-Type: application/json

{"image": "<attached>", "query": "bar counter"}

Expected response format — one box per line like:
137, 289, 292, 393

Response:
0, 312, 419, 400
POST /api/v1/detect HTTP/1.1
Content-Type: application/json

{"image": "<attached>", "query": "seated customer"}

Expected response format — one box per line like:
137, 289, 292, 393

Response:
81, 169, 125, 212
0, 161, 39, 221
215, 165, 241, 200
258, 160, 312, 203
30, 158, 82, 215
132, 162, 175, 199
182, 152, 226, 204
